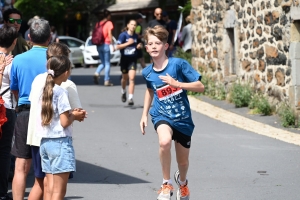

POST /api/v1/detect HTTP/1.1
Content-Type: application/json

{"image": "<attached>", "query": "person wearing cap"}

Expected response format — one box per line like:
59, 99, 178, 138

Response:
162, 11, 177, 57
148, 7, 166, 28
180, 16, 192, 53
135, 13, 146, 70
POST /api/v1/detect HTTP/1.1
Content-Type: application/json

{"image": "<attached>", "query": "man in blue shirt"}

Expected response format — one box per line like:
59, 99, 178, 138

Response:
10, 18, 51, 200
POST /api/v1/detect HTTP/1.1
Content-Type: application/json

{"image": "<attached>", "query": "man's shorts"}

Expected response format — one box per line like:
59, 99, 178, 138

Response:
120, 56, 137, 74
11, 109, 31, 159
31, 146, 45, 178
154, 120, 191, 149
40, 137, 76, 174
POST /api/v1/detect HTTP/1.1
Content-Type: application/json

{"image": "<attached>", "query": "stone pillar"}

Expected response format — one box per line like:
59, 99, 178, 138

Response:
289, 42, 300, 110
289, 7, 300, 111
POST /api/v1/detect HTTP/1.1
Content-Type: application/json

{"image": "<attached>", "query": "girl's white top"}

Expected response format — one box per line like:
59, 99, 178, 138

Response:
0, 62, 17, 109
36, 84, 72, 138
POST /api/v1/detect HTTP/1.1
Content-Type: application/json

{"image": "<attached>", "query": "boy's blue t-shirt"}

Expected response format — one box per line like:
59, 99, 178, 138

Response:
10, 46, 47, 106
142, 57, 201, 136
117, 31, 138, 57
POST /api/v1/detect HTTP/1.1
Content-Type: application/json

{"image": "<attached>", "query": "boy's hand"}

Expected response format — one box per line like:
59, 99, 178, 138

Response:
159, 73, 180, 88
140, 116, 148, 135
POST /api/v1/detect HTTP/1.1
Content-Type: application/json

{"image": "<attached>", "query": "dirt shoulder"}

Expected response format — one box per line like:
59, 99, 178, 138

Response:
189, 96, 300, 146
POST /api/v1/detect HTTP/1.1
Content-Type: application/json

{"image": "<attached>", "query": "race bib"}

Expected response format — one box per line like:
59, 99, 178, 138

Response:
124, 47, 136, 55
157, 84, 183, 101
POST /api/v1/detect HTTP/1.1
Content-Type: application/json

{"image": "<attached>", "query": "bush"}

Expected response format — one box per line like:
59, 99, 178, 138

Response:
229, 83, 253, 107
256, 96, 272, 115
248, 94, 273, 115
174, 47, 192, 64
277, 103, 298, 128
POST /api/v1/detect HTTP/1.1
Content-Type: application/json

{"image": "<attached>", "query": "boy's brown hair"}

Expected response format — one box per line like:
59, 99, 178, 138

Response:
144, 25, 169, 44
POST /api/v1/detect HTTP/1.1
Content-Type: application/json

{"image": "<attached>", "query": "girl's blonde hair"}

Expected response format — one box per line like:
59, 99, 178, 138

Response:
46, 42, 70, 60
41, 56, 71, 126
143, 25, 169, 44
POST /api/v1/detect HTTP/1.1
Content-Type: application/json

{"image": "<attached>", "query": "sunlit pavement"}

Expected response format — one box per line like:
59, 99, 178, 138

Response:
9, 66, 300, 200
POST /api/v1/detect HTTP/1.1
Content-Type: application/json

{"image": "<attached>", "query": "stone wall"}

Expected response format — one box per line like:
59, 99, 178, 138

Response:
190, 0, 300, 104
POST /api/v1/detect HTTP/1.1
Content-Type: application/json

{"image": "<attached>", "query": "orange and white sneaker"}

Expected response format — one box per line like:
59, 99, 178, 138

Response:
157, 182, 174, 200
174, 170, 190, 200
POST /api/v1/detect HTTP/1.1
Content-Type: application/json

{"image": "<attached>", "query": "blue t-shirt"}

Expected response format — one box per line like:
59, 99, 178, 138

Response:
117, 31, 138, 57
10, 46, 47, 106
142, 57, 201, 136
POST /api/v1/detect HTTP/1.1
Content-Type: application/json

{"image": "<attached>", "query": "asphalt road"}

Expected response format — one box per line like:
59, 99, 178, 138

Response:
9, 66, 300, 200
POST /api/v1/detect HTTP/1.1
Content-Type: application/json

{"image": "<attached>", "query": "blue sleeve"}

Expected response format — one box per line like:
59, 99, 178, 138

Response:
181, 59, 201, 82
117, 32, 125, 44
10, 60, 18, 91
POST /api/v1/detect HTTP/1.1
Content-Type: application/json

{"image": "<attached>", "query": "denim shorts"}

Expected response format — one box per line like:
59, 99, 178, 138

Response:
40, 137, 76, 174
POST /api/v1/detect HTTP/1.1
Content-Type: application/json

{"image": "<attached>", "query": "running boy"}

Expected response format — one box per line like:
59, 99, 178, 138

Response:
116, 19, 142, 106
140, 25, 204, 200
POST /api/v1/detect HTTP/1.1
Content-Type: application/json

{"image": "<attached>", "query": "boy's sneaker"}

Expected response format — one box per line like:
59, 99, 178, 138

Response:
121, 92, 126, 102
174, 170, 190, 200
128, 99, 134, 106
157, 182, 173, 200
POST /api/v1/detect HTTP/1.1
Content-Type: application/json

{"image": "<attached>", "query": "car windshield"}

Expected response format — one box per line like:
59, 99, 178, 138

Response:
87, 38, 93, 46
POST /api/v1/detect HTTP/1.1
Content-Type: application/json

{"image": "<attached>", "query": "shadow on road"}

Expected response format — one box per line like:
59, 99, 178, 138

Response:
71, 74, 146, 86
68, 160, 150, 184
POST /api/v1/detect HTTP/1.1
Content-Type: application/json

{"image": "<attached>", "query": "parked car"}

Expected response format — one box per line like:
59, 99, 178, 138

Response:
57, 36, 85, 67
81, 36, 121, 66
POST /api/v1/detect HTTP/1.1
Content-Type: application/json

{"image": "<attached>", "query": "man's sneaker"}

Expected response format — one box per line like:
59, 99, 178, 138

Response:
157, 182, 173, 200
174, 170, 190, 200
128, 99, 134, 106
93, 74, 99, 84
121, 92, 126, 102
104, 81, 113, 86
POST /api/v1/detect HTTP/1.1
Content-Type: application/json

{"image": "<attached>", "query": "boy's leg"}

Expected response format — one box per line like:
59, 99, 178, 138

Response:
28, 177, 44, 200
28, 146, 45, 200
174, 142, 190, 182
157, 124, 173, 180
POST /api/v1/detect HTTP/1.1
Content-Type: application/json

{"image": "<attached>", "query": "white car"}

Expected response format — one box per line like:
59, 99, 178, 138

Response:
81, 36, 121, 66
57, 36, 85, 67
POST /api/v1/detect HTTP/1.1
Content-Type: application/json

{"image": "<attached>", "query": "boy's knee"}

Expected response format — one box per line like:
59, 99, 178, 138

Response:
159, 140, 172, 150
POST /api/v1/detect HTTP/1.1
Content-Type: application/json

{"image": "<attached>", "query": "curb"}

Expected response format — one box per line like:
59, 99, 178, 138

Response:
188, 96, 300, 146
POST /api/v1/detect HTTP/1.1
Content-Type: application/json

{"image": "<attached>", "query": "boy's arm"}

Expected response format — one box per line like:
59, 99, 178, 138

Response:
140, 88, 154, 134
159, 73, 205, 93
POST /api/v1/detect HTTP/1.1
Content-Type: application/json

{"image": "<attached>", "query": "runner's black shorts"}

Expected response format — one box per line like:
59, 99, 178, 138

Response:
120, 56, 137, 74
154, 120, 191, 149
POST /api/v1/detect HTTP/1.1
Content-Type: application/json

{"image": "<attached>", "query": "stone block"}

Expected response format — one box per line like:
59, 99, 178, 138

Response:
291, 6, 300, 20
289, 42, 300, 59
290, 59, 300, 85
